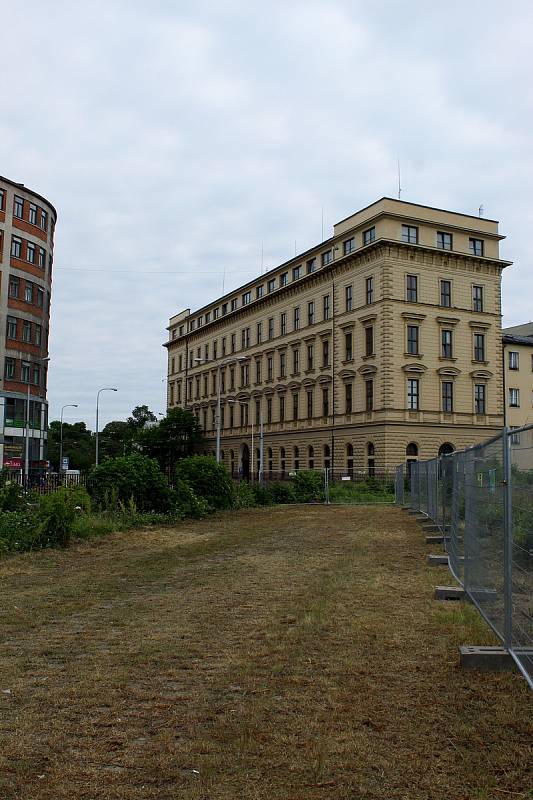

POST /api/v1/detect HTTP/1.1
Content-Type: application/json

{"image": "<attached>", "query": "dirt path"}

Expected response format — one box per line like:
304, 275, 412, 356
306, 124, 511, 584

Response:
0, 506, 531, 800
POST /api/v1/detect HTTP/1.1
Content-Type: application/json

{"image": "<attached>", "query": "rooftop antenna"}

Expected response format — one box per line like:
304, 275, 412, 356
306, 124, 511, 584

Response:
294, 239, 297, 257
321, 205, 324, 241
479, 204, 484, 217
222, 265, 226, 295
397, 159, 402, 200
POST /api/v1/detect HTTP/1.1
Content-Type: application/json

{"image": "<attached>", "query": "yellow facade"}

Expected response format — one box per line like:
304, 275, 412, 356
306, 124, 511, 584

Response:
503, 325, 533, 430
165, 198, 510, 474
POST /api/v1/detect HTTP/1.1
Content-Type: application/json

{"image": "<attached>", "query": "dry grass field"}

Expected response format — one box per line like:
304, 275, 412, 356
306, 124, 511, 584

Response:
0, 505, 531, 800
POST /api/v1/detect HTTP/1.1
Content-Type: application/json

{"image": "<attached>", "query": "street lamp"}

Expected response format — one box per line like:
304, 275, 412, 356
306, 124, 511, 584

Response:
194, 356, 247, 462
25, 356, 50, 485
60, 404, 78, 473
95, 387, 118, 466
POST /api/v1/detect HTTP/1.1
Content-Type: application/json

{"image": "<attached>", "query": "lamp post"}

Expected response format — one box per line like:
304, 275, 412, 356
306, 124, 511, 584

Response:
95, 387, 118, 466
25, 356, 50, 485
60, 404, 78, 473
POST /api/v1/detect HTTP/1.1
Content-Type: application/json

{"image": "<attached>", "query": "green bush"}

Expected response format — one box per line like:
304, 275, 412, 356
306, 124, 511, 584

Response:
0, 481, 25, 512
268, 481, 297, 504
88, 454, 172, 512
172, 478, 209, 519
175, 456, 235, 510
36, 488, 78, 548
291, 470, 325, 503
234, 481, 257, 509
0, 511, 37, 552
251, 484, 273, 506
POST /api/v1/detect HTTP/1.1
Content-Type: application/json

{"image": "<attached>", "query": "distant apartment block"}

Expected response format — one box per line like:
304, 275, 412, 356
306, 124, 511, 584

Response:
503, 322, 533, 434
165, 197, 510, 475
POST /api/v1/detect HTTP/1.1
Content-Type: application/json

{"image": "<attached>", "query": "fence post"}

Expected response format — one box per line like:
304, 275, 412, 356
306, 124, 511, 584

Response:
502, 428, 513, 651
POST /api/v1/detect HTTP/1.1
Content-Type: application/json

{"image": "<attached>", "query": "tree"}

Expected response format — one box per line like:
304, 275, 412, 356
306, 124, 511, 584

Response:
139, 407, 203, 475
47, 421, 94, 472
98, 420, 134, 460
127, 405, 157, 430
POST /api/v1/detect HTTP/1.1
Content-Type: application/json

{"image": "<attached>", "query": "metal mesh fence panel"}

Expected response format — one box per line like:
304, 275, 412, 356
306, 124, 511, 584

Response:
508, 424, 533, 689
410, 462, 420, 510
427, 459, 438, 521
447, 452, 465, 584
419, 461, 429, 516
395, 465, 404, 505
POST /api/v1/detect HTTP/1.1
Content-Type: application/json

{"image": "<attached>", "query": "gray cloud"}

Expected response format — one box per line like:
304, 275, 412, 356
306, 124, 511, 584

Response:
2, 0, 532, 427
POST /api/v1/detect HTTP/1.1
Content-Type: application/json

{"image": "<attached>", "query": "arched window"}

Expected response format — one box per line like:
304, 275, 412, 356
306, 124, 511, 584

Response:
406, 442, 418, 457
324, 444, 331, 471
347, 443, 354, 477
268, 447, 273, 476
308, 445, 314, 470
367, 442, 375, 477
294, 446, 300, 471
438, 442, 455, 457
280, 446, 286, 477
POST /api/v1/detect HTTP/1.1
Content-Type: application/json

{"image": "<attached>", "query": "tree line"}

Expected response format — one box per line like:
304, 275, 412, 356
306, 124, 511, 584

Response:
47, 405, 203, 474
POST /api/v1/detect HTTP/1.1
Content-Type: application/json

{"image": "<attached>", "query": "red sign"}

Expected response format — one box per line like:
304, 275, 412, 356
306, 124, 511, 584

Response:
3, 458, 22, 469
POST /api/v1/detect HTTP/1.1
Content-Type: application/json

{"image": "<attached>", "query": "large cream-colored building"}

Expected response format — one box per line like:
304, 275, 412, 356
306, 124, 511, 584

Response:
503, 323, 533, 430
165, 198, 510, 476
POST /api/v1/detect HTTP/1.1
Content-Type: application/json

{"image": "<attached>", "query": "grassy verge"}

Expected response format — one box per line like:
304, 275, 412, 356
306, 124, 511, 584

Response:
0, 506, 531, 800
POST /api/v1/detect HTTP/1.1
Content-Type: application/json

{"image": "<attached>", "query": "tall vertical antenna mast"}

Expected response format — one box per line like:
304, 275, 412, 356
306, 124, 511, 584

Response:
397, 159, 402, 200
479, 204, 484, 217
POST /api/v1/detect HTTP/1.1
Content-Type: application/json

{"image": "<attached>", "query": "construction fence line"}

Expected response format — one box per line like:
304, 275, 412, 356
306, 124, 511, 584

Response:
395, 425, 533, 691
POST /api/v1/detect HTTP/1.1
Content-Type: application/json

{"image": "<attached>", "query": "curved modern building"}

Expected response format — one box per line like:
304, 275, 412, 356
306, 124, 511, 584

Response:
0, 175, 56, 474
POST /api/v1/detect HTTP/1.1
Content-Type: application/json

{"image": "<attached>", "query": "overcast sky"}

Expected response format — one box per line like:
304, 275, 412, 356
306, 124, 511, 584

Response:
3, 0, 532, 429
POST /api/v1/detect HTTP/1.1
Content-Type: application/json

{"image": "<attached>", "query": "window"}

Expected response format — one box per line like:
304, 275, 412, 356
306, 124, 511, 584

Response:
35, 324, 42, 346
280, 272, 288, 287
307, 301, 315, 325
292, 393, 299, 420
268, 318, 274, 340
343, 237, 355, 255
292, 265, 301, 281
407, 325, 419, 355
508, 351, 519, 370
347, 444, 354, 475
293, 307, 300, 330
402, 224, 418, 244
279, 395, 285, 422
221, 369, 226, 393
308, 446, 315, 470
190, 319, 196, 331
231, 333, 236, 353
230, 368, 235, 390
11, 236, 22, 259
5, 358, 15, 380
280, 312, 287, 335
408, 378, 420, 410
7, 317, 17, 339
307, 390, 313, 419
14, 196, 24, 218
322, 387, 329, 417
345, 331, 353, 361
203, 374, 208, 396
267, 278, 276, 293
363, 326, 373, 357
509, 388, 520, 407
242, 327, 250, 348
440, 280, 452, 307
222, 302, 228, 315
469, 238, 484, 257
510, 427, 521, 446
345, 285, 353, 311
306, 258, 316, 274
366, 277, 374, 304
365, 380, 373, 411
242, 291, 251, 305
307, 343, 314, 370
198, 316, 203, 327
363, 226, 375, 245
345, 383, 353, 413
256, 322, 262, 344
441, 329, 453, 359
293, 348, 300, 374
255, 359, 261, 383
473, 333, 485, 362
256, 285, 264, 299
222, 337, 226, 356
21, 361, 30, 383
33, 364, 41, 385
25, 282, 34, 303
280, 352, 286, 378
27, 242, 35, 264
22, 321, 31, 343
204, 343, 209, 360
241, 364, 250, 387
322, 339, 330, 367
324, 445, 331, 470
323, 294, 330, 321
442, 381, 453, 413
205, 311, 211, 323
0, 188, 4, 210
213, 341, 217, 359
322, 250, 332, 266
475, 384, 486, 414
213, 308, 219, 320
472, 285, 484, 312
267, 398, 272, 424
267, 356, 273, 381
231, 298, 237, 311
255, 400, 261, 426
406, 274, 418, 302
40, 209, 48, 230
9, 274, 20, 298
437, 231, 452, 251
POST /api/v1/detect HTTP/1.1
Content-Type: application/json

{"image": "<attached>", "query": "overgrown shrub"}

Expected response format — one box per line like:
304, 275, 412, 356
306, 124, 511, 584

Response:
175, 456, 235, 510
88, 454, 172, 512
291, 470, 325, 503
0, 481, 25, 512
35, 488, 79, 548
0, 511, 37, 552
172, 478, 209, 519
251, 484, 273, 506
234, 481, 257, 509
268, 481, 297, 504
